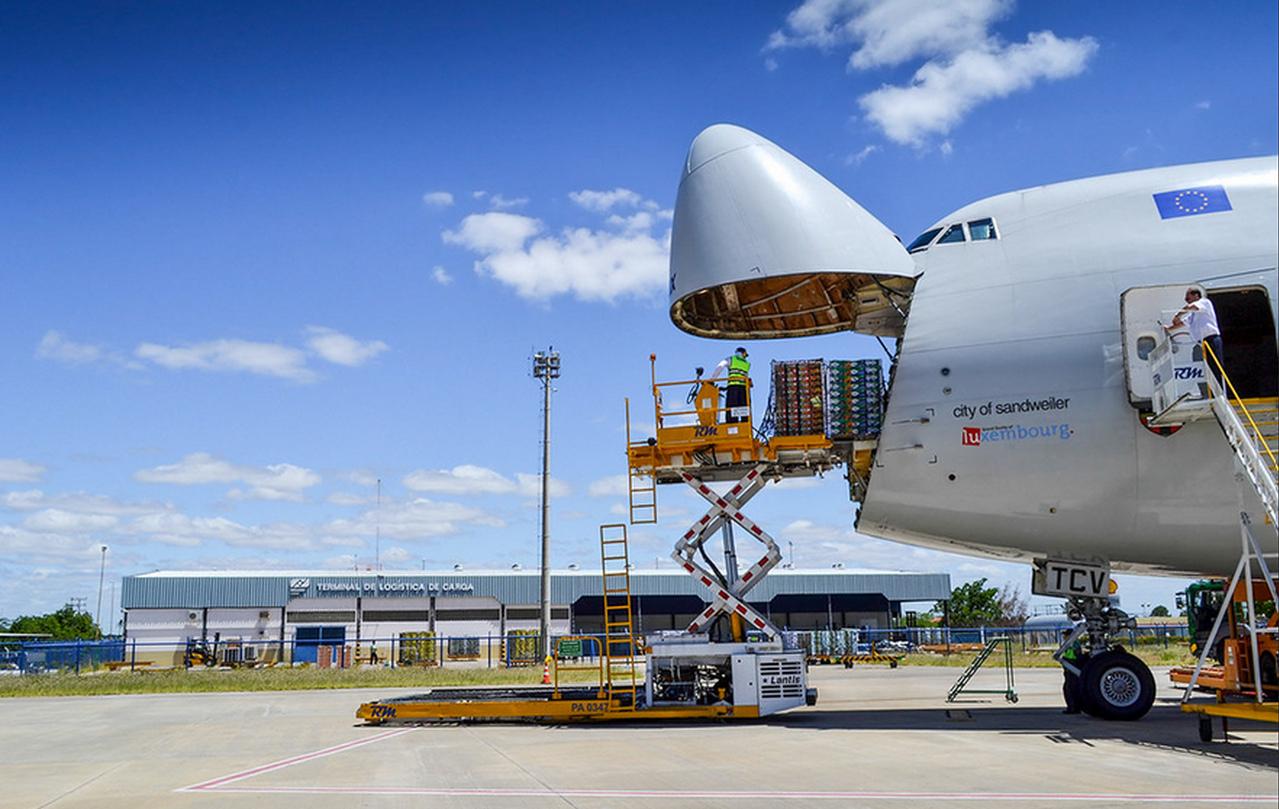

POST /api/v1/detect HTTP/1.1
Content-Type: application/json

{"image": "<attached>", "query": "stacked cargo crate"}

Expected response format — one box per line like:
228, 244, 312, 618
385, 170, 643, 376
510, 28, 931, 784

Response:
770, 359, 826, 436
826, 359, 884, 439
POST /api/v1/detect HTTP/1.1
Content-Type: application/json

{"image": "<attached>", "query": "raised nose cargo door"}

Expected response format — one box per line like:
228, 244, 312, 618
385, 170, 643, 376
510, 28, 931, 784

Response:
669, 124, 917, 340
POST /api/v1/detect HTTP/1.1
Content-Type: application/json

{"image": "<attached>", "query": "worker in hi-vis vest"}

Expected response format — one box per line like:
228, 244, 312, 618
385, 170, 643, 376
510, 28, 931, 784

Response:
710, 346, 751, 423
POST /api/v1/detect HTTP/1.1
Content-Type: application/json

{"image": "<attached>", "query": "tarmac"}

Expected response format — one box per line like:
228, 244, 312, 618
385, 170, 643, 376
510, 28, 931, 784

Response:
1, 665, 1275, 808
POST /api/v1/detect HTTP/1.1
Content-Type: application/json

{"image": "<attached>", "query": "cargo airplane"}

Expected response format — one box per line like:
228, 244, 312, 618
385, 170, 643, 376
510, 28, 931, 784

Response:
667, 124, 1278, 720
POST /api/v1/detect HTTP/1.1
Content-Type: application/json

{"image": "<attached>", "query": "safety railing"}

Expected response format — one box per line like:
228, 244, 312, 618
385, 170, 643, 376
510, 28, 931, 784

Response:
1204, 341, 1278, 470
647, 354, 753, 431
1202, 341, 1278, 524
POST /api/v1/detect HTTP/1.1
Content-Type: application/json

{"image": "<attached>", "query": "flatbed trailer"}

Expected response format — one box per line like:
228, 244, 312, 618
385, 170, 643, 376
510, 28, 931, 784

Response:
357, 684, 759, 724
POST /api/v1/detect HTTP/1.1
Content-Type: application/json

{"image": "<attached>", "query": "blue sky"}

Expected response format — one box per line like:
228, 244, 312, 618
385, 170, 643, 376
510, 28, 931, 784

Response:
2, 1, 1276, 622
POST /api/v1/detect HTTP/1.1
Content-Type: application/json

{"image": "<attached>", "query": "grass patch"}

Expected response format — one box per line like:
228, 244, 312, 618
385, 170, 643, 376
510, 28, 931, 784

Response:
0, 665, 605, 698
896, 646, 1195, 669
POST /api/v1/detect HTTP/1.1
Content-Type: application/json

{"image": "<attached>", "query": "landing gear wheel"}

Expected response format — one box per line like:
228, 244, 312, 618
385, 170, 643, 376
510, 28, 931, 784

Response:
1079, 650, 1156, 721
1260, 651, 1277, 691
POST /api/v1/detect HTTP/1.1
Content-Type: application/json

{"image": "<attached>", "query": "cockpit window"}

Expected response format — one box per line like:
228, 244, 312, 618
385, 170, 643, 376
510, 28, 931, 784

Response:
906, 227, 942, 253
937, 224, 966, 244
967, 218, 997, 240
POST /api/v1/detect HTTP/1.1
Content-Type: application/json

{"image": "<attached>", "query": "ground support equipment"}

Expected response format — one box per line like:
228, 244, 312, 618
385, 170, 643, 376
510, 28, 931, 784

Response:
946, 637, 1017, 703
1177, 514, 1278, 742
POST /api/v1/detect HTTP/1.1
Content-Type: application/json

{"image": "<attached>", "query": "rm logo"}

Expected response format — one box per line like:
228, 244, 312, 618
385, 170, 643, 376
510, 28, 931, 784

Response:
961, 427, 982, 446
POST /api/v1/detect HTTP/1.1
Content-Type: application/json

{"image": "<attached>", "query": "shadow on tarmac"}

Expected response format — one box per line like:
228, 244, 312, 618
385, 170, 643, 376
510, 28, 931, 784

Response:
487, 699, 1278, 771
765, 700, 1279, 771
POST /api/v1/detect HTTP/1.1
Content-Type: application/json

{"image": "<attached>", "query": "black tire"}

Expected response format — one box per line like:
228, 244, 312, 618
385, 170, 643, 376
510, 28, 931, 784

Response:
1198, 715, 1213, 743
1260, 652, 1277, 689
1078, 650, 1156, 721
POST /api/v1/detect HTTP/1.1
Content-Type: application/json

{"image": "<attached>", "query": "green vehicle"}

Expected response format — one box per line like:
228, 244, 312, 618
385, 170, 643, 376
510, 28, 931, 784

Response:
1176, 581, 1226, 660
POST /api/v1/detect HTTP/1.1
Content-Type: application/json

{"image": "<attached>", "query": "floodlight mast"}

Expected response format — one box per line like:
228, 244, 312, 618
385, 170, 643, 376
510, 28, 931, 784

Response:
532, 349, 561, 659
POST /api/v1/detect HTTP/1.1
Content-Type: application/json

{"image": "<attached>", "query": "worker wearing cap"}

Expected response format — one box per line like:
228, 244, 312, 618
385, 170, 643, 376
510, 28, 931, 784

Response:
710, 347, 751, 423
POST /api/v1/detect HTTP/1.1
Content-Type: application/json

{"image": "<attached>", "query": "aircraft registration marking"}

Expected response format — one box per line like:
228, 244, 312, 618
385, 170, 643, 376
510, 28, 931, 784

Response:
1032, 559, 1110, 599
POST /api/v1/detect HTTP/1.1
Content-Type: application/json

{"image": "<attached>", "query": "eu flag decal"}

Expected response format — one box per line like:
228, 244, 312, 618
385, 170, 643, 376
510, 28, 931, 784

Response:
1153, 185, 1232, 219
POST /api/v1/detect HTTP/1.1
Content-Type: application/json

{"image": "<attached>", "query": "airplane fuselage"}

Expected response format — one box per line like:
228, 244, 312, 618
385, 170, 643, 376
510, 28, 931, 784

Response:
858, 157, 1279, 577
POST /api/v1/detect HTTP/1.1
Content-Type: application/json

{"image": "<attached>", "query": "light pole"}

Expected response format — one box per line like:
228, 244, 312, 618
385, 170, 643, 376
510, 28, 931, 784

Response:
532, 348, 561, 659
95, 545, 108, 639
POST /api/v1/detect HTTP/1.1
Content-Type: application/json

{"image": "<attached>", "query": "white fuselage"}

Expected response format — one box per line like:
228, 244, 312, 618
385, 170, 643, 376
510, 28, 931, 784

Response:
858, 157, 1279, 577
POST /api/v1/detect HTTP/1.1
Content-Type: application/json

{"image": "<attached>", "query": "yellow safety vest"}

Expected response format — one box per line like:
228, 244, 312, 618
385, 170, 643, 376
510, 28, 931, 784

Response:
727, 355, 750, 387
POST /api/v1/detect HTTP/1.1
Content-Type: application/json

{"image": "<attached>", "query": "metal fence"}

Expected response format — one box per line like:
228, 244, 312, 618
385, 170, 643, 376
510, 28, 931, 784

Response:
0, 624, 1191, 675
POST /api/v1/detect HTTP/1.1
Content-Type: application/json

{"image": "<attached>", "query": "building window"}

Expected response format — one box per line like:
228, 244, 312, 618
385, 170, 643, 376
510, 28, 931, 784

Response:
362, 610, 429, 622
287, 611, 355, 623
435, 608, 501, 621
506, 607, 570, 620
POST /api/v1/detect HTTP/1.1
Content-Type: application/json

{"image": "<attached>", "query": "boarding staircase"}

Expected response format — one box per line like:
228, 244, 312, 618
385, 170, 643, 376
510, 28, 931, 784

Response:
1203, 344, 1279, 527
599, 523, 641, 710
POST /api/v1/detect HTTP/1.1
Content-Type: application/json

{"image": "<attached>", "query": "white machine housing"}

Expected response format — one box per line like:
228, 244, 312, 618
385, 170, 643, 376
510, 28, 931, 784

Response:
644, 635, 811, 717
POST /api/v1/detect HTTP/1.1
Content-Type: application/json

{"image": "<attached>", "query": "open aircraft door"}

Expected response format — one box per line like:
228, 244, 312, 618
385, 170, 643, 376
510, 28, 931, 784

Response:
669, 125, 917, 340
1120, 284, 1201, 410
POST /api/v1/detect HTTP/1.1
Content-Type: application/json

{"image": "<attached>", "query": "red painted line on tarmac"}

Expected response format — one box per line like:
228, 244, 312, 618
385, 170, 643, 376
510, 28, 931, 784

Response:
178, 728, 415, 791
182, 784, 1277, 803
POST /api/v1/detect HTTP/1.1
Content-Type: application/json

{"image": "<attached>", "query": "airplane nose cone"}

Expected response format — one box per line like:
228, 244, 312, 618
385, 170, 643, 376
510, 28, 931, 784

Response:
683, 124, 769, 178
670, 125, 917, 339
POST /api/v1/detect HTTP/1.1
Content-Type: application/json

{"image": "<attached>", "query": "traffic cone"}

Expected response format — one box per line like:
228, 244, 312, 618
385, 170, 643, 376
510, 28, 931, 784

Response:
541, 655, 552, 685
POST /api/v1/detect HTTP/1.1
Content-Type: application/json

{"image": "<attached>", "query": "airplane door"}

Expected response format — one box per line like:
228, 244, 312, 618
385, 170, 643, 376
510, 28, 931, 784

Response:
1120, 285, 1191, 407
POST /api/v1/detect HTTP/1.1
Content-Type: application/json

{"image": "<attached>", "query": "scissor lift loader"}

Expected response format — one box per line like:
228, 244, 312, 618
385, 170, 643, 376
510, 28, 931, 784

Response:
357, 355, 874, 724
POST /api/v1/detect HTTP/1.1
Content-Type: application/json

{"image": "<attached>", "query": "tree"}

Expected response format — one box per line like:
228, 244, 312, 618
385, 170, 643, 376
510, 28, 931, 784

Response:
936, 578, 1001, 626
935, 578, 1030, 626
1150, 605, 1171, 618
2, 606, 99, 640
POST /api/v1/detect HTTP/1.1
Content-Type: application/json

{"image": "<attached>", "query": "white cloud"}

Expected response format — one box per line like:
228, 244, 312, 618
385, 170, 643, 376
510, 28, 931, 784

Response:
0, 489, 164, 516
1194, 100, 1211, 110
23, 509, 119, 533
476, 226, 668, 302
125, 511, 315, 550
135, 453, 321, 502
858, 31, 1098, 146
843, 144, 880, 166
327, 491, 372, 506
431, 265, 453, 285
766, 1, 1096, 147
422, 191, 454, 207
344, 470, 380, 487
36, 331, 138, 369
0, 458, 45, 483
443, 190, 672, 303
304, 326, 388, 367
135, 338, 314, 382
326, 497, 506, 540
588, 474, 630, 497
488, 193, 529, 210
443, 212, 543, 253
35, 331, 105, 364
402, 464, 571, 499
569, 188, 644, 212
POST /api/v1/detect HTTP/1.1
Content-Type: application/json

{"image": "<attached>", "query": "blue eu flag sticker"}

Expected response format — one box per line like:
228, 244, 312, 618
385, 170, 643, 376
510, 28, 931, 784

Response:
1153, 185, 1232, 219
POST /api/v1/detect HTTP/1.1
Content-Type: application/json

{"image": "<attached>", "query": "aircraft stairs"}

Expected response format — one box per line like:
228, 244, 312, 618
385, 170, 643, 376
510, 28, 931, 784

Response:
1151, 343, 1278, 526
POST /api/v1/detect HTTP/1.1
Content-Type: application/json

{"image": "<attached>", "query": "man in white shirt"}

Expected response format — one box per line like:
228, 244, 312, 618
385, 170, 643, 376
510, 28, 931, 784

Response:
1165, 287, 1223, 384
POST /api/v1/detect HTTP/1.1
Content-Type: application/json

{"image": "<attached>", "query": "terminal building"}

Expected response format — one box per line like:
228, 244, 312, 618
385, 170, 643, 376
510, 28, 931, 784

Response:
120, 567, 950, 665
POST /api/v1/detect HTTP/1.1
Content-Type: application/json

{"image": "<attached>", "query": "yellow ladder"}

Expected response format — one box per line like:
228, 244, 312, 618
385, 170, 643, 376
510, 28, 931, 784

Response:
599, 523, 640, 710
624, 398, 658, 524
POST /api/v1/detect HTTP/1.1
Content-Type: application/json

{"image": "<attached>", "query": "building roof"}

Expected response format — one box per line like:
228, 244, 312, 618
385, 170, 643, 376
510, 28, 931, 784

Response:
122, 568, 950, 609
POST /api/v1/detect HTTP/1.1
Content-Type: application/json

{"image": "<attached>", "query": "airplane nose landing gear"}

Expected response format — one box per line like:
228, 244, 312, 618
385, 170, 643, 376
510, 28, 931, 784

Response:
1078, 649, 1157, 720
1049, 586, 1156, 721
